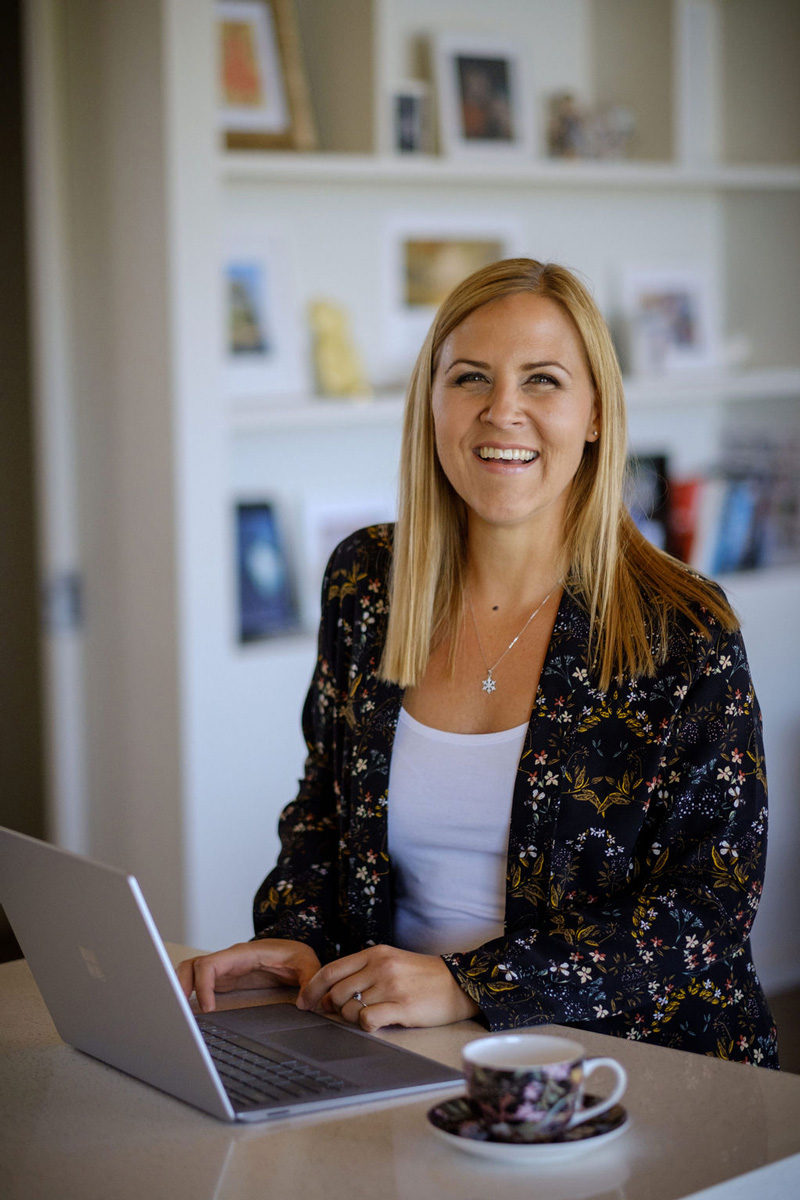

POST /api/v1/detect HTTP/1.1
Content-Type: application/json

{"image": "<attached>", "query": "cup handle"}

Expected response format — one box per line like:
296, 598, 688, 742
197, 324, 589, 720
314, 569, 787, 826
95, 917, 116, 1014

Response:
567, 1057, 627, 1128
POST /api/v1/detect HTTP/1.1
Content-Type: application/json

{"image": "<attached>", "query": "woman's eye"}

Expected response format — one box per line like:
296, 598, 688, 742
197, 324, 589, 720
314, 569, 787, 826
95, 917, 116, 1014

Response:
453, 371, 488, 385
528, 373, 558, 387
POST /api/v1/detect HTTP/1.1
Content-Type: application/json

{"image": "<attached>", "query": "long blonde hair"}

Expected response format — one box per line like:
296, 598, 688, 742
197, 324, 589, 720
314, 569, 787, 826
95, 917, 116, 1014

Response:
379, 258, 737, 691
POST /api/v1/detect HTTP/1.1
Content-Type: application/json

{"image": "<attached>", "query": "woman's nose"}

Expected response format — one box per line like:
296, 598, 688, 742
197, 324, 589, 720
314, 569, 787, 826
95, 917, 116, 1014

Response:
482, 380, 525, 427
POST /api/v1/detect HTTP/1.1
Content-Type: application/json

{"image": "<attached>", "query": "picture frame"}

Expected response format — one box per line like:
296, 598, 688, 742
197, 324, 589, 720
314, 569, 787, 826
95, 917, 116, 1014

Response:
223, 227, 310, 400
621, 268, 719, 375
234, 501, 300, 642
301, 497, 395, 626
391, 81, 434, 155
216, 0, 316, 151
381, 214, 524, 378
433, 33, 534, 159
625, 452, 671, 552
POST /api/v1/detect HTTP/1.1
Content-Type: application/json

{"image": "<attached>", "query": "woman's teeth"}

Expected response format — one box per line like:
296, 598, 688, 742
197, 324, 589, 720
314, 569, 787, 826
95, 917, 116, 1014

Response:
477, 447, 538, 462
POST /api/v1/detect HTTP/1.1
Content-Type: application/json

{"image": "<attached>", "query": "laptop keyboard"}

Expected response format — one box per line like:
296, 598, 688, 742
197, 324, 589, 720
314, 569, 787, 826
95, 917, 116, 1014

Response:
200, 1023, 349, 1109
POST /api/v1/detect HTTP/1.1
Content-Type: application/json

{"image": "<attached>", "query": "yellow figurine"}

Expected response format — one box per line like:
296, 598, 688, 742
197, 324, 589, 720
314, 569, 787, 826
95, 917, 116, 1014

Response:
308, 299, 371, 398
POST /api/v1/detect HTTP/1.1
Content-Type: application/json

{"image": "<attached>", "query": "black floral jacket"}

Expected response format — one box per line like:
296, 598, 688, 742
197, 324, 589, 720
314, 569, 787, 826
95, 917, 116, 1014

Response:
254, 525, 778, 1067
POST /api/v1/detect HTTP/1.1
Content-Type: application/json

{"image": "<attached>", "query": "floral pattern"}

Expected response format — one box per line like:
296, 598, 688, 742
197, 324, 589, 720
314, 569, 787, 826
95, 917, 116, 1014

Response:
253, 525, 779, 1068
427, 1094, 627, 1145
465, 1058, 583, 1133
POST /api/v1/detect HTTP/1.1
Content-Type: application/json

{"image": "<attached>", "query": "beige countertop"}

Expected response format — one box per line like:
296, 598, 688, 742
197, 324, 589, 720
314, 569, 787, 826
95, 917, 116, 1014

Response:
1, 945, 799, 1200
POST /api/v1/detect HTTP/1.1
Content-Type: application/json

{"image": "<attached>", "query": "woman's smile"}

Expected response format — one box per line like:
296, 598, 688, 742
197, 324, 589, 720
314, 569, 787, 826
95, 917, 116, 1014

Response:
474, 444, 540, 465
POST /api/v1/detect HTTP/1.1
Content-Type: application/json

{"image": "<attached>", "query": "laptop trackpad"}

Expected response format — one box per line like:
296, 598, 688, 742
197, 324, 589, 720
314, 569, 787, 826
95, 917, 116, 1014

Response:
271, 1025, 387, 1062
204, 1004, 386, 1060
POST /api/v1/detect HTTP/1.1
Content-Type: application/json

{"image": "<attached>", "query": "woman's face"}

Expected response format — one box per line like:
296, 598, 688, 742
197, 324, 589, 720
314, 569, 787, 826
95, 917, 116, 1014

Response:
431, 292, 599, 539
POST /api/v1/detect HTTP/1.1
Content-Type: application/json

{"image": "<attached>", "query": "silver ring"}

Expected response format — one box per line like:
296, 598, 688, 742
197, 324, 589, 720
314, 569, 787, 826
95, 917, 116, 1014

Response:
352, 990, 368, 1008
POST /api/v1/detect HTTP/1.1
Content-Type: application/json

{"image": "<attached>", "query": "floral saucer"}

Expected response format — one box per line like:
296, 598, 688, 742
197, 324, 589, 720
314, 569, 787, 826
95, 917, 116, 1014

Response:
427, 1094, 630, 1164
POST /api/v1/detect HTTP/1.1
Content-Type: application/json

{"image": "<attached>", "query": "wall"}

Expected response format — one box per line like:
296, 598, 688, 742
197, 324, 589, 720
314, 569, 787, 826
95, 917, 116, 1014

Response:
0, 0, 45, 952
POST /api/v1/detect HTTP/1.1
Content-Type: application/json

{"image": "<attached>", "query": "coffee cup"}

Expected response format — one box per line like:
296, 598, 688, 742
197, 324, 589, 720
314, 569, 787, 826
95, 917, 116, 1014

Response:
462, 1033, 627, 1138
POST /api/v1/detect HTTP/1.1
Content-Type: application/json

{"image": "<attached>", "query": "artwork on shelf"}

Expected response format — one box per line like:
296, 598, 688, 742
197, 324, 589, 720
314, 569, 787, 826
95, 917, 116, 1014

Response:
391, 81, 434, 155
216, 0, 316, 150
546, 91, 636, 160
223, 230, 309, 399
302, 497, 395, 624
382, 215, 524, 376
621, 268, 719, 376
624, 452, 671, 552
432, 33, 534, 158
235, 501, 300, 642
308, 299, 371, 398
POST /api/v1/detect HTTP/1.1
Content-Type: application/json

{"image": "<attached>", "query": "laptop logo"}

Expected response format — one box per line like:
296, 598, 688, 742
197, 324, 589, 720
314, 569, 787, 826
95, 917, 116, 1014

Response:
78, 945, 107, 981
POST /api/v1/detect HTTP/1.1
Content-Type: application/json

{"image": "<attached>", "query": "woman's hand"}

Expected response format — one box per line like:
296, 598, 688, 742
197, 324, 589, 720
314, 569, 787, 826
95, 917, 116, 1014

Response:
296, 944, 480, 1031
177, 940, 321, 1013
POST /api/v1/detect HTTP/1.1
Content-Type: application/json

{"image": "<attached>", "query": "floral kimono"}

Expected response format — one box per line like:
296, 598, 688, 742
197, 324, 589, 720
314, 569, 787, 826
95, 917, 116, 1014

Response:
254, 525, 779, 1067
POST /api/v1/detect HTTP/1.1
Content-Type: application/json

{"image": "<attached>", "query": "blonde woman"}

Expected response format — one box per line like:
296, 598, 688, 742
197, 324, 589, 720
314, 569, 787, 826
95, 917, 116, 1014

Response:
179, 259, 778, 1066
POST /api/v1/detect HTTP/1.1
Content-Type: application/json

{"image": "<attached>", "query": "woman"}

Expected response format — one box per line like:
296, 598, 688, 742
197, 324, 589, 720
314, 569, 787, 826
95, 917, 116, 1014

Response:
179, 259, 778, 1066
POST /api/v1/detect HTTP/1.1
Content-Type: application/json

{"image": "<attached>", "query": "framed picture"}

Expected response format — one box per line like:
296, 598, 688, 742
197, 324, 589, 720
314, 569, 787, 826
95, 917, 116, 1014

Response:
433, 33, 534, 158
621, 268, 719, 375
216, 0, 316, 150
625, 452, 670, 551
301, 497, 395, 625
391, 81, 434, 155
223, 228, 309, 399
382, 215, 524, 376
235, 501, 300, 642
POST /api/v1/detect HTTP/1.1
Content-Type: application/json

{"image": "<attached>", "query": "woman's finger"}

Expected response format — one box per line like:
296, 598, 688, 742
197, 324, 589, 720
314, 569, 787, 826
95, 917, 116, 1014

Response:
177, 940, 322, 1013
296, 951, 369, 1011
354, 1000, 406, 1033
337, 985, 373, 1024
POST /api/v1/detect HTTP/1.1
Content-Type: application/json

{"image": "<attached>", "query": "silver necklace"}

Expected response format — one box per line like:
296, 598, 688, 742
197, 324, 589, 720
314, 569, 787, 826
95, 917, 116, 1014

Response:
467, 583, 559, 694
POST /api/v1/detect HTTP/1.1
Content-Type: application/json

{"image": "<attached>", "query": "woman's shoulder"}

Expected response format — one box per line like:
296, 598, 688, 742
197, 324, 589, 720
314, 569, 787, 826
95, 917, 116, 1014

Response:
326, 523, 394, 576
322, 524, 395, 609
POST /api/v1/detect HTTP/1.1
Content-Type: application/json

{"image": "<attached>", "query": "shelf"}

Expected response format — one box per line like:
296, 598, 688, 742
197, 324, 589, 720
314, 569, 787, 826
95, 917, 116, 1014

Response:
220, 152, 800, 192
623, 368, 800, 409
230, 393, 405, 432
229, 370, 800, 433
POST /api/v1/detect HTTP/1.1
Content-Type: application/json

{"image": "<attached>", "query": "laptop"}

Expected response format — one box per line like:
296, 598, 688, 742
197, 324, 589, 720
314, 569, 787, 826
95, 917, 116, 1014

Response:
0, 825, 462, 1122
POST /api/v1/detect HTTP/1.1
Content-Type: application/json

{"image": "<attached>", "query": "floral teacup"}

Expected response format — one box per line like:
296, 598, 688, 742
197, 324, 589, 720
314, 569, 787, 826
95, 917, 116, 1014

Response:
462, 1033, 627, 1139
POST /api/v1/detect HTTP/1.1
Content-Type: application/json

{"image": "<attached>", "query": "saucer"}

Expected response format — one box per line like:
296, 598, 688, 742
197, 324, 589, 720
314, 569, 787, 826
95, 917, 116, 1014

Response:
427, 1094, 630, 1164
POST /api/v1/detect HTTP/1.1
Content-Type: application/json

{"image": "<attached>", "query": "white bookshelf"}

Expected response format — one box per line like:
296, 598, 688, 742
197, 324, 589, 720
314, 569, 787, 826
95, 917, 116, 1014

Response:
24, 0, 800, 989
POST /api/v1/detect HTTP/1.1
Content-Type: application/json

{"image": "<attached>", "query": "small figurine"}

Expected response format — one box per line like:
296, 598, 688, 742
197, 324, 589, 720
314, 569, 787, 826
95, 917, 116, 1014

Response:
547, 91, 585, 158
308, 299, 371, 398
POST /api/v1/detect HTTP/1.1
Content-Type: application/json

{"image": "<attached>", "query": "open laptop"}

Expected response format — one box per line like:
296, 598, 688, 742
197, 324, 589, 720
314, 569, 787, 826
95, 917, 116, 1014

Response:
0, 825, 462, 1122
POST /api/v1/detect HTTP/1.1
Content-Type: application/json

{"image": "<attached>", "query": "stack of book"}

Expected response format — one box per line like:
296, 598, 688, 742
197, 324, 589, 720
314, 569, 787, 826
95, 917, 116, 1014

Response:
669, 433, 799, 576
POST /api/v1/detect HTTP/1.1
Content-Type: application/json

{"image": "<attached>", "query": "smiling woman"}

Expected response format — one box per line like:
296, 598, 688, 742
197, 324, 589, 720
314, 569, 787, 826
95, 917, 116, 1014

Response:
180, 259, 779, 1070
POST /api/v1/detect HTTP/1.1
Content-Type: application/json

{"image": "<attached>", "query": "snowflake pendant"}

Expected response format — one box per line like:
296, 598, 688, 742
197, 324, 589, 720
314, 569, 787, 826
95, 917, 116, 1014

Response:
482, 673, 497, 694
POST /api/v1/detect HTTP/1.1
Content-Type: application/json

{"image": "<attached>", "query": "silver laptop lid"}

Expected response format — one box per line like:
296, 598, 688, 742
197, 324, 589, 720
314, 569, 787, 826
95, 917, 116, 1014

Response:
0, 826, 462, 1122
0, 825, 233, 1119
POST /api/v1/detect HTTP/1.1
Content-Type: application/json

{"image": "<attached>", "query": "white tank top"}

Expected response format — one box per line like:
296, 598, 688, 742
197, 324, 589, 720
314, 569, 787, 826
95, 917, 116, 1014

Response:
386, 707, 528, 956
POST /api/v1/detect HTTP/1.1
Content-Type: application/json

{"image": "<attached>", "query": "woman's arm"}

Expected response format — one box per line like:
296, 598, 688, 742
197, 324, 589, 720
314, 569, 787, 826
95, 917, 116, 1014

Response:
442, 622, 771, 1042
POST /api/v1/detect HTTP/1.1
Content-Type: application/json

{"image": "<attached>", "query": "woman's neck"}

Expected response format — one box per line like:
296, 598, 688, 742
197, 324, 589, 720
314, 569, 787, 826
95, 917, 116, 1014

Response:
465, 520, 565, 610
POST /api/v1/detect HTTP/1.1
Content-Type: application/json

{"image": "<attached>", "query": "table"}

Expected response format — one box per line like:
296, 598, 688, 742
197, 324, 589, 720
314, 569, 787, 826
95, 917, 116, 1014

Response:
1, 945, 799, 1200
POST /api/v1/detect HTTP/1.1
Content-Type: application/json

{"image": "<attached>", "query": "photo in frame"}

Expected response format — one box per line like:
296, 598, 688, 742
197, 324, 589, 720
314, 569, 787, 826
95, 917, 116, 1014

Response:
223, 229, 309, 399
235, 501, 300, 642
433, 33, 534, 158
391, 81, 434, 154
382, 215, 524, 377
621, 268, 719, 375
216, 0, 316, 150
624, 452, 671, 551
301, 497, 395, 625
